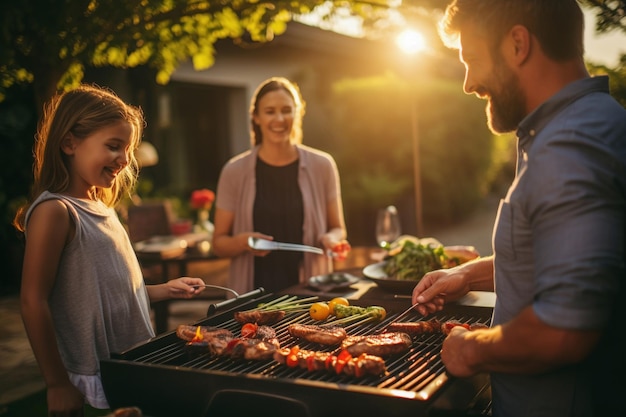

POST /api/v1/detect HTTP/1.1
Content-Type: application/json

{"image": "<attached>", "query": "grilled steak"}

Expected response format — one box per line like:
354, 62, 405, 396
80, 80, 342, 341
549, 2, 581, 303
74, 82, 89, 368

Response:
255, 325, 277, 340
341, 332, 412, 357
288, 323, 347, 345
234, 309, 286, 325
176, 324, 280, 359
176, 325, 235, 356
176, 325, 233, 342
224, 337, 280, 360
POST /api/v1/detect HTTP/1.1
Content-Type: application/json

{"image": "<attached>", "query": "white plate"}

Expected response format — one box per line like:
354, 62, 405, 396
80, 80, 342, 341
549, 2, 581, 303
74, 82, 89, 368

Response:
362, 261, 388, 279
362, 261, 422, 293
308, 273, 360, 291
134, 236, 188, 258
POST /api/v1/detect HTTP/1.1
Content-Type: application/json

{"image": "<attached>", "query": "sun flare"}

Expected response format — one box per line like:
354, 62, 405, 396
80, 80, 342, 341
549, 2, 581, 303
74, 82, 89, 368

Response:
396, 29, 426, 55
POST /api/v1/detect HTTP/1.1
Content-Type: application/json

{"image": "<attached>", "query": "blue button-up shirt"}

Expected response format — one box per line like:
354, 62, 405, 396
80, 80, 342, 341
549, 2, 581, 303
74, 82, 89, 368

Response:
491, 76, 626, 416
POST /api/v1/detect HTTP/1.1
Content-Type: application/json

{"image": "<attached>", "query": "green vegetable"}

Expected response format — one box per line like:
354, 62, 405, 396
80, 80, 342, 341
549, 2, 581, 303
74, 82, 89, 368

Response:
383, 240, 448, 281
332, 304, 386, 322
333, 304, 367, 319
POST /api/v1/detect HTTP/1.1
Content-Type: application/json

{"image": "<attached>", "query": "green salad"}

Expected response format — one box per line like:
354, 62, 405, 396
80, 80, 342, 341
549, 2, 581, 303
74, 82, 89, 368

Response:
383, 239, 448, 281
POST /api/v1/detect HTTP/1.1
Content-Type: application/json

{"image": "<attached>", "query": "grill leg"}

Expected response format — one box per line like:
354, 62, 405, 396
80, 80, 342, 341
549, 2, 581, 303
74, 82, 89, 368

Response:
152, 300, 170, 334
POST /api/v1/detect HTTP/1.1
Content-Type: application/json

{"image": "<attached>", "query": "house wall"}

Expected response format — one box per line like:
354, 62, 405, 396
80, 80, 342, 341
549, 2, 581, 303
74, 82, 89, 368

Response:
158, 22, 397, 197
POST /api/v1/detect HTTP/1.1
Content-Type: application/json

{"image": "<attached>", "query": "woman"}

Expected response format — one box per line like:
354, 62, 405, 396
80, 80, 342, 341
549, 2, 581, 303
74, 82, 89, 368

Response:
212, 77, 350, 294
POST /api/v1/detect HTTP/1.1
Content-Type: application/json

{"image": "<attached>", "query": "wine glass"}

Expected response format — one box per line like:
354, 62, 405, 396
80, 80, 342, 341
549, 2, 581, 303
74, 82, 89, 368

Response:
375, 205, 401, 249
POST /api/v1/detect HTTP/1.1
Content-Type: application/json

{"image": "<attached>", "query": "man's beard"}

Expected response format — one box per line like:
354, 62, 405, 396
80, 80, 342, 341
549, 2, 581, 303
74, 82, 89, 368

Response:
485, 60, 526, 134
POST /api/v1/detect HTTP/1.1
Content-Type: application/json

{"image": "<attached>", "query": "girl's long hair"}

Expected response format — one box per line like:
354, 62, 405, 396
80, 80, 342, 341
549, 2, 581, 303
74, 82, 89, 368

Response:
13, 84, 145, 232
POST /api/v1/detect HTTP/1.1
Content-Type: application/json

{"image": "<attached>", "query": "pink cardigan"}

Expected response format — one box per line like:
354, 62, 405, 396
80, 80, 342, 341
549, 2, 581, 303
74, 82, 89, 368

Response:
215, 144, 343, 294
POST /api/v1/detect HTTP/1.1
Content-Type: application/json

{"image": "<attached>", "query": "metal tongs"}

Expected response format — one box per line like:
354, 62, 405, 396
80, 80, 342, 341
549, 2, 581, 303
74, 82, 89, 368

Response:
248, 237, 324, 255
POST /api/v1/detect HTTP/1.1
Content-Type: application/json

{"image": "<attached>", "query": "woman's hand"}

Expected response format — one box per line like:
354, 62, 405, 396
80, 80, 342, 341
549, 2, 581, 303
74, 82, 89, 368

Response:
213, 207, 273, 258
244, 232, 274, 257
320, 230, 351, 261
327, 240, 351, 261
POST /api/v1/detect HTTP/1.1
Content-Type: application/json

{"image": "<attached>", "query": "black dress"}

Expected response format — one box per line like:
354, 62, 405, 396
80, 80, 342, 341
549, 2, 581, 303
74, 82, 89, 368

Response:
253, 157, 304, 292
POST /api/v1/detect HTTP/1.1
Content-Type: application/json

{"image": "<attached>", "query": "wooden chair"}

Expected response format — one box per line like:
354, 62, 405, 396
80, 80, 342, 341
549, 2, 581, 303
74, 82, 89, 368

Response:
127, 200, 175, 243
127, 200, 231, 333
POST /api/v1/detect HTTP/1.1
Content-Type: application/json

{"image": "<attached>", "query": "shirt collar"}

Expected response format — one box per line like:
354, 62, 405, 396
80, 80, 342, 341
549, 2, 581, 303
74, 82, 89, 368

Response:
516, 75, 610, 151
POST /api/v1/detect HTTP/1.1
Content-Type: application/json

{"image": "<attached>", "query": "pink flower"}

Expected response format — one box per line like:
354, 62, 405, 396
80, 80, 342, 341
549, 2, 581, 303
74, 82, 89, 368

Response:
190, 189, 215, 210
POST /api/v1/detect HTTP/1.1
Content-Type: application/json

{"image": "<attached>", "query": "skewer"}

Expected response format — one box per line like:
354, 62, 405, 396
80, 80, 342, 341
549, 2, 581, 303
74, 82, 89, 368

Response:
330, 313, 373, 325
191, 284, 239, 298
266, 296, 319, 308
248, 295, 320, 312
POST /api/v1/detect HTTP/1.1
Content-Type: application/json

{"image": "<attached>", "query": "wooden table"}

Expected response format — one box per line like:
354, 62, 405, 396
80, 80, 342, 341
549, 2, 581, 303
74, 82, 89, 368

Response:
280, 265, 496, 316
278, 266, 415, 314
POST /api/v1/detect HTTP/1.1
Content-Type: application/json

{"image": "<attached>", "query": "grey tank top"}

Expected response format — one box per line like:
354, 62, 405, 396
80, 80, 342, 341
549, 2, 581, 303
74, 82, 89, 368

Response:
25, 191, 154, 375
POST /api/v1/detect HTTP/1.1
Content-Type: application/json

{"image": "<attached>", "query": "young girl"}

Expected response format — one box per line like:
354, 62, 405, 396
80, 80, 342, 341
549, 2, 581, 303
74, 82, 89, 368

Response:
13, 84, 206, 415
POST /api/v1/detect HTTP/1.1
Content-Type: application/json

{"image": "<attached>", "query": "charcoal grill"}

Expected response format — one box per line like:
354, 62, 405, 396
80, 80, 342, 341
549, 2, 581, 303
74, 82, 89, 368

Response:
101, 289, 493, 417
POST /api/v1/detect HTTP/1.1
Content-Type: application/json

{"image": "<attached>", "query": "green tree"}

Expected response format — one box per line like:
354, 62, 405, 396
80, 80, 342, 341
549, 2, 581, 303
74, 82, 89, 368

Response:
3, 0, 623, 111
588, 57, 626, 107
581, 0, 626, 33
0, 0, 399, 110
329, 75, 506, 242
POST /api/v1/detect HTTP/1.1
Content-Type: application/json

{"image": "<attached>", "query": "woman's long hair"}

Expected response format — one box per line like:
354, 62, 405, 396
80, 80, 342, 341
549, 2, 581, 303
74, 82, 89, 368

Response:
249, 76, 306, 146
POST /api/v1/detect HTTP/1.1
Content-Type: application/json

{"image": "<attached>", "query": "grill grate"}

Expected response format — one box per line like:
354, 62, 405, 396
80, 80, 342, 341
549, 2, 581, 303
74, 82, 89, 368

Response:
123, 297, 489, 392
102, 294, 492, 417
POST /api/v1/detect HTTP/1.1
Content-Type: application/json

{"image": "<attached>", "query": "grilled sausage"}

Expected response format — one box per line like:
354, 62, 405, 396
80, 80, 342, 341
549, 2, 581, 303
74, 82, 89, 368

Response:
386, 319, 441, 336
274, 346, 387, 377
387, 320, 489, 337
234, 309, 286, 325
441, 321, 489, 335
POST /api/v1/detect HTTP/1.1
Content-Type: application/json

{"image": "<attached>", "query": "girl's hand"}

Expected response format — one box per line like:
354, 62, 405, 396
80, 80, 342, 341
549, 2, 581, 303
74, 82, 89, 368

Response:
167, 277, 206, 299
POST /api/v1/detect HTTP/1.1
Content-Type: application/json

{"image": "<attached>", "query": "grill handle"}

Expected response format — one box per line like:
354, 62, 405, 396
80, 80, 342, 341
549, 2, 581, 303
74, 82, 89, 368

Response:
206, 287, 266, 317
205, 389, 311, 417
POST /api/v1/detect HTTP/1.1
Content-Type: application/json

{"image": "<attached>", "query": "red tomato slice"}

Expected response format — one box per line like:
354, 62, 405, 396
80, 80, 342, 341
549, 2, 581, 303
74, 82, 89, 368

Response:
241, 323, 258, 338
224, 338, 241, 354
354, 353, 367, 378
325, 354, 334, 370
286, 346, 300, 367
443, 322, 470, 333
306, 355, 316, 372
335, 349, 352, 374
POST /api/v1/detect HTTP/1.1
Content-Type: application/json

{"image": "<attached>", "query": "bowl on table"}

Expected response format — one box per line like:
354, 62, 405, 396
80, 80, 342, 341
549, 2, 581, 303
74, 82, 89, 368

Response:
362, 261, 423, 293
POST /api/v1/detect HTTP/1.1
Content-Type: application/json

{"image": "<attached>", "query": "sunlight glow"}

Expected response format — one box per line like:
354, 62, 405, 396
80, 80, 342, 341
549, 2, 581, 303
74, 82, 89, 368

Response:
396, 29, 426, 55
295, 4, 364, 38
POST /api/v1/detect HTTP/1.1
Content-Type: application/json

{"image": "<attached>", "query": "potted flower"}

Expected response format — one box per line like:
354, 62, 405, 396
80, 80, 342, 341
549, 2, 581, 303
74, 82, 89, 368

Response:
190, 188, 215, 236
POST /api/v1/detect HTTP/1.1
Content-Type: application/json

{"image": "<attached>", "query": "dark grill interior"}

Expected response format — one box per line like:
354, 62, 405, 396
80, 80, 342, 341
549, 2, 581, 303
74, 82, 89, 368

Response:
101, 293, 492, 417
